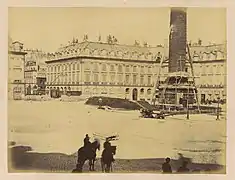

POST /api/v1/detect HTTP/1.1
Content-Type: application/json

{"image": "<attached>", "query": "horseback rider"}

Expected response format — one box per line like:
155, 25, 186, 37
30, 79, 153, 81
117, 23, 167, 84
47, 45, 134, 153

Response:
103, 137, 111, 149
76, 137, 101, 172
101, 137, 115, 172
84, 134, 91, 147
83, 134, 92, 154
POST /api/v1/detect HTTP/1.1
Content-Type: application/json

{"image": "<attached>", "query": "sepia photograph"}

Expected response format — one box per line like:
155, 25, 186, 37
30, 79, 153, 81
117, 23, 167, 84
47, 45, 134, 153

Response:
8, 7, 227, 174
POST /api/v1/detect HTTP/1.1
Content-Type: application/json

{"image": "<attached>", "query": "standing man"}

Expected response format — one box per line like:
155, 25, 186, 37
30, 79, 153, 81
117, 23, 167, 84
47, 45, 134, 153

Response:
162, 157, 172, 173
177, 161, 190, 173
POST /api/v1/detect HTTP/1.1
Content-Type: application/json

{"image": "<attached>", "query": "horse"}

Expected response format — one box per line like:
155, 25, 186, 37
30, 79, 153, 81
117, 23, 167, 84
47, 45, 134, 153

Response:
101, 145, 116, 173
76, 138, 101, 172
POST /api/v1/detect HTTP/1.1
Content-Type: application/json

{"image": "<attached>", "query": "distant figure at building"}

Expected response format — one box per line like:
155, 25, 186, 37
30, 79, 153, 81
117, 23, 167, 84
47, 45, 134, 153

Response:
162, 157, 172, 173
177, 161, 190, 173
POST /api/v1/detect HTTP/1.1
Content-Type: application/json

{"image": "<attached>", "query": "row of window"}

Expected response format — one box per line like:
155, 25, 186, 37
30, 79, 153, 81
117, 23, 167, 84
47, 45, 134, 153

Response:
47, 63, 156, 74
192, 51, 225, 61
125, 88, 152, 95
47, 61, 226, 76
46, 73, 153, 85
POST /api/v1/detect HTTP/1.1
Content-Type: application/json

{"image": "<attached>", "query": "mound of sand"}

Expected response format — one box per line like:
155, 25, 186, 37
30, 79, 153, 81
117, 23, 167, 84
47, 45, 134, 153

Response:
85, 96, 141, 110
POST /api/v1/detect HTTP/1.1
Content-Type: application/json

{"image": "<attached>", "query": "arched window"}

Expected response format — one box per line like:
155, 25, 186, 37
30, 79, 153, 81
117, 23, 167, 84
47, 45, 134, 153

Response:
147, 88, 151, 95
118, 64, 123, 72
125, 88, 130, 94
193, 55, 199, 61
110, 64, 115, 71
138, 53, 145, 60
100, 49, 107, 56
110, 51, 116, 57
117, 51, 123, 58
202, 53, 208, 61
140, 88, 144, 95
210, 52, 216, 60
93, 63, 99, 71
132, 51, 138, 59
147, 53, 153, 60
102, 64, 107, 71
123, 51, 130, 59
133, 66, 137, 72
217, 51, 223, 60
84, 48, 90, 55
93, 88, 98, 94
93, 49, 99, 56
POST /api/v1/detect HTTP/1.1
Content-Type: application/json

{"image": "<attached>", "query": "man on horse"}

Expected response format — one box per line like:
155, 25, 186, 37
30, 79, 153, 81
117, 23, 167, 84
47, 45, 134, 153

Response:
103, 137, 111, 149
84, 134, 91, 147
76, 136, 100, 172
101, 137, 116, 173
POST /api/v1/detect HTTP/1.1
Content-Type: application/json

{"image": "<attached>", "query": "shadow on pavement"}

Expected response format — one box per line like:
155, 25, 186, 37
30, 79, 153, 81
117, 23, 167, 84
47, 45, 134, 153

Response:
8, 145, 225, 173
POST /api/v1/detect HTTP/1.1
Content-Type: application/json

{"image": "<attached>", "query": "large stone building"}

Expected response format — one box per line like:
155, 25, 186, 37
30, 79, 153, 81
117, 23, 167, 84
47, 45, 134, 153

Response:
8, 38, 27, 100
45, 40, 164, 100
45, 39, 226, 104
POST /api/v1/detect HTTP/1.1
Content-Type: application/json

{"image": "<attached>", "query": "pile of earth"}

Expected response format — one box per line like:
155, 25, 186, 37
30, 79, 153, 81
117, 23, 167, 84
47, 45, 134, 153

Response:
85, 96, 141, 110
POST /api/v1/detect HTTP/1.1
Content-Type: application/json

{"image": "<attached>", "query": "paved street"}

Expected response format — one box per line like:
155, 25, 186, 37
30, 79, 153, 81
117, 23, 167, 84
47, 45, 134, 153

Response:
8, 100, 226, 167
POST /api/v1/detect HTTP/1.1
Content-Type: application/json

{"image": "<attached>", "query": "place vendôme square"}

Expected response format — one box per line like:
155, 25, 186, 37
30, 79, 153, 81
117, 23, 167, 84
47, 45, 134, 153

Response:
8, 7, 226, 173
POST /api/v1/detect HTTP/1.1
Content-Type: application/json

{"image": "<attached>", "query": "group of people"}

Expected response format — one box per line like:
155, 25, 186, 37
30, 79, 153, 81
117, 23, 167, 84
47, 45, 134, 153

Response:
83, 134, 116, 173
162, 157, 212, 173
80, 134, 210, 173
162, 157, 190, 173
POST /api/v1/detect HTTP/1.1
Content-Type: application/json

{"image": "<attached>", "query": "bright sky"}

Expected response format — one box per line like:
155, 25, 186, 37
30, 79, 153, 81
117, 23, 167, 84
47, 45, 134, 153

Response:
8, 7, 226, 52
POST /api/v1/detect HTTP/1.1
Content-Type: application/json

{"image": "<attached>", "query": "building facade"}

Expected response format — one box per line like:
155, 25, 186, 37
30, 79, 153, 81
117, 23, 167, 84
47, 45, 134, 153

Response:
189, 43, 226, 104
8, 38, 27, 100
45, 40, 226, 104
45, 41, 164, 100
24, 49, 48, 95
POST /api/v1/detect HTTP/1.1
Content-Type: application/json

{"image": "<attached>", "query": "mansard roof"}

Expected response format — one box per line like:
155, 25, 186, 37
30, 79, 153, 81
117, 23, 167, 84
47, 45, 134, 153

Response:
57, 41, 164, 55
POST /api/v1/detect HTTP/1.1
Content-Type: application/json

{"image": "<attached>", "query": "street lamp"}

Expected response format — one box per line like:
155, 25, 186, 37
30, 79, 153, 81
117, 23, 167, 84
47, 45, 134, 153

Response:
98, 97, 103, 108
216, 97, 221, 120
186, 98, 189, 119
186, 85, 190, 120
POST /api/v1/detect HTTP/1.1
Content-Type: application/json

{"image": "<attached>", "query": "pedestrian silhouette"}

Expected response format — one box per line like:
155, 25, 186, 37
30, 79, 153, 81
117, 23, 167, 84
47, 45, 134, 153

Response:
177, 161, 190, 173
162, 157, 172, 173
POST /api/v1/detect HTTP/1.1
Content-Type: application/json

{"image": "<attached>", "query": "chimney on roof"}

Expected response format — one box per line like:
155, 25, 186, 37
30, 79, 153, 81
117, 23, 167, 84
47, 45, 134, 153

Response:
198, 39, 202, 46
143, 42, 148, 47
98, 34, 101, 42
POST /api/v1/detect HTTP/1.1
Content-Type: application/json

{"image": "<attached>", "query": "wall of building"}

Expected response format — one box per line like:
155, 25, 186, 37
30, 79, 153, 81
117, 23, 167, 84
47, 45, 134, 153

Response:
46, 57, 159, 101
8, 41, 27, 100
24, 50, 48, 95
44, 41, 226, 103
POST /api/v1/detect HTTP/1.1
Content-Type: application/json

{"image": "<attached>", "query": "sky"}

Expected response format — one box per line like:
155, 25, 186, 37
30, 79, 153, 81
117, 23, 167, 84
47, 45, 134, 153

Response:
8, 7, 226, 52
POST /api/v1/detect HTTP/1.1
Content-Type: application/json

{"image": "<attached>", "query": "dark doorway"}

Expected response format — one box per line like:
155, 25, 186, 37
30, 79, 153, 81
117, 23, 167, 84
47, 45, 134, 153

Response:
26, 85, 31, 95
132, 88, 138, 101
201, 94, 206, 104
